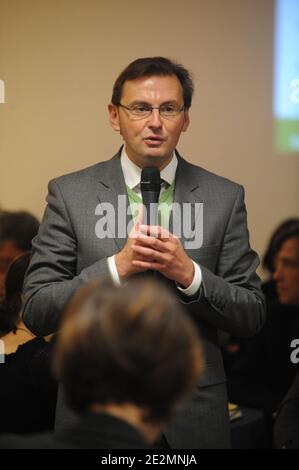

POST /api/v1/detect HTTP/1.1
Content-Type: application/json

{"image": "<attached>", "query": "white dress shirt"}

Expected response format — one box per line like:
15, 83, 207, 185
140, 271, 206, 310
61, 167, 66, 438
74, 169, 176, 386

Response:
107, 147, 202, 296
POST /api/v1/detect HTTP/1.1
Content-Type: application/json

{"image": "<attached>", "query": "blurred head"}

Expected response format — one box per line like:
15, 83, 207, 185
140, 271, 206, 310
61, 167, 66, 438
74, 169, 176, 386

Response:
0, 252, 31, 336
273, 235, 299, 305
0, 211, 39, 299
263, 218, 299, 274
54, 278, 203, 434
109, 57, 193, 169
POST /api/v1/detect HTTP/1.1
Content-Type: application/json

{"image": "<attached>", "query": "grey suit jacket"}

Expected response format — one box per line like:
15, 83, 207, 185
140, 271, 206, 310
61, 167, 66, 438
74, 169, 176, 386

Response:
23, 149, 266, 448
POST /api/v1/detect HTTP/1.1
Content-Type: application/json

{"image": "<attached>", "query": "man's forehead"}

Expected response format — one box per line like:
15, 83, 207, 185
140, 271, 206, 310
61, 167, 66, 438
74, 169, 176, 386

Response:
121, 75, 183, 100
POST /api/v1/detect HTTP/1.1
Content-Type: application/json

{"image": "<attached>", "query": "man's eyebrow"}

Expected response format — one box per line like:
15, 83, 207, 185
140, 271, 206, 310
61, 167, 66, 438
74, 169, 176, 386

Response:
128, 100, 180, 106
128, 100, 151, 106
160, 100, 180, 105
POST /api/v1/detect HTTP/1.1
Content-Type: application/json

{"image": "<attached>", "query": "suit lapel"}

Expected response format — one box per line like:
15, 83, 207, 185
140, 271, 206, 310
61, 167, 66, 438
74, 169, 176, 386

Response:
95, 149, 203, 254
96, 148, 132, 251
171, 152, 203, 253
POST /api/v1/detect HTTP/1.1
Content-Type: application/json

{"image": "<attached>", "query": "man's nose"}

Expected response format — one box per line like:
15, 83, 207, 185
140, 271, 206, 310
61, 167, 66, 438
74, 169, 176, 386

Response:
148, 108, 163, 128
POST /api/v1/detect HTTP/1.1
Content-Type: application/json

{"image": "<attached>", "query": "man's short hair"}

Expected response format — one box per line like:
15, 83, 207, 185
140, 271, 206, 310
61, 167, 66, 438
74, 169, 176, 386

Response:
111, 57, 194, 110
54, 278, 203, 424
0, 211, 39, 251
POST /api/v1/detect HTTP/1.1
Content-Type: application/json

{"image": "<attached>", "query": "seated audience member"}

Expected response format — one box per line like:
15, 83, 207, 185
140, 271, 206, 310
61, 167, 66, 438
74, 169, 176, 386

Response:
0, 253, 57, 434
262, 218, 299, 302
221, 218, 299, 372
274, 369, 299, 449
0, 278, 203, 449
0, 210, 39, 300
227, 220, 299, 417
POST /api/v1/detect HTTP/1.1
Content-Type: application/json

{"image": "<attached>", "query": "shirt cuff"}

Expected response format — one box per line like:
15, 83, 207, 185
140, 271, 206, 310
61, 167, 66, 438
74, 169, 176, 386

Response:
176, 261, 202, 297
107, 255, 121, 286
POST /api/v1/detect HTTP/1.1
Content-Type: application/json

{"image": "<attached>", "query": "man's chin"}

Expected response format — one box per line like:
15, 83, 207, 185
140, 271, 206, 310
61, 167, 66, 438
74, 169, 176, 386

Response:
142, 149, 172, 162
143, 153, 165, 160
127, 147, 173, 168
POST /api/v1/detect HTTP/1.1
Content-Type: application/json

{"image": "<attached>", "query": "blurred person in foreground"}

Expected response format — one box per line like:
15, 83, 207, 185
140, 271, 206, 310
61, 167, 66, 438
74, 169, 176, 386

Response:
0, 278, 203, 449
0, 211, 39, 300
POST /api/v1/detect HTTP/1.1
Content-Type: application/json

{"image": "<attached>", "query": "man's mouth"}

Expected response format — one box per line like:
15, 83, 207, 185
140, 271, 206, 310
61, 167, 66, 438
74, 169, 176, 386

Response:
143, 136, 165, 146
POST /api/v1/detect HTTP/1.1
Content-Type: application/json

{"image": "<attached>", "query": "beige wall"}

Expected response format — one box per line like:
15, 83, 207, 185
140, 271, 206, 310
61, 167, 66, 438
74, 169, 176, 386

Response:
0, 0, 298, 272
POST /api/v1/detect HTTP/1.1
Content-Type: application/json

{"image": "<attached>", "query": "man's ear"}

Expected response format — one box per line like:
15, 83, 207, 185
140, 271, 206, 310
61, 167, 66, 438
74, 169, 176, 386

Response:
182, 110, 190, 132
108, 104, 120, 132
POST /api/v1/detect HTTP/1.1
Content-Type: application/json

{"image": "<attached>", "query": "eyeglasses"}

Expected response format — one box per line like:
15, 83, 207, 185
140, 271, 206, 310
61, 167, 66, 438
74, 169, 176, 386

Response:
118, 102, 185, 119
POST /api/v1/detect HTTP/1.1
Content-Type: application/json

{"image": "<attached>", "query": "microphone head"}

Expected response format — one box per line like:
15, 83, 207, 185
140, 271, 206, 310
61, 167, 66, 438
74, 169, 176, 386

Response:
140, 167, 161, 191
140, 166, 161, 227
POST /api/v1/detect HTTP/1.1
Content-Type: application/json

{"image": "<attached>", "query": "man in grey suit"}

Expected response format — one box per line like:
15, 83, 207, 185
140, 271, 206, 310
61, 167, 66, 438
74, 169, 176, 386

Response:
23, 57, 266, 449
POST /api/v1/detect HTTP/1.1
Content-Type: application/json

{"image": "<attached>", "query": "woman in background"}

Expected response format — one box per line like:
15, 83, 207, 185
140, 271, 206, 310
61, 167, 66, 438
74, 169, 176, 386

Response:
0, 252, 57, 434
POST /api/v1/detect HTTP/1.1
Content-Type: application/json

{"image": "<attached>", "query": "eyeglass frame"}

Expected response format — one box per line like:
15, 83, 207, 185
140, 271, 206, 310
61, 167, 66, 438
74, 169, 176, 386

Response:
116, 102, 185, 119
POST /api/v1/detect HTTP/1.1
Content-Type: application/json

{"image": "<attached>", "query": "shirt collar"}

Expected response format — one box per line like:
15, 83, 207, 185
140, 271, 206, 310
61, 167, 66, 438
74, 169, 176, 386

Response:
120, 147, 177, 190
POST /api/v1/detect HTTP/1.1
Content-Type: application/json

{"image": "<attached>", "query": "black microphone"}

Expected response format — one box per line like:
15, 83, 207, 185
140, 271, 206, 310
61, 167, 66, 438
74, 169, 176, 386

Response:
140, 167, 161, 227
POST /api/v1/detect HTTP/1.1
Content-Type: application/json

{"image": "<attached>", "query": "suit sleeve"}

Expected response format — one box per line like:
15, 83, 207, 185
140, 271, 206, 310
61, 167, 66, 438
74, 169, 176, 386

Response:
181, 185, 266, 337
23, 179, 111, 336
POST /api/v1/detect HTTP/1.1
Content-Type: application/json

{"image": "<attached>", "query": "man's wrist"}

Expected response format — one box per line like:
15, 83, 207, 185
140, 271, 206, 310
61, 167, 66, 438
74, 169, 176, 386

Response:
182, 260, 195, 288
176, 261, 202, 297
114, 252, 128, 280
107, 255, 121, 286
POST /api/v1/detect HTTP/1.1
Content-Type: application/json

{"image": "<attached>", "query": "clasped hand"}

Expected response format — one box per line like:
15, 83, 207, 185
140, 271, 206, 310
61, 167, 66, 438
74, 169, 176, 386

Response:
115, 205, 194, 288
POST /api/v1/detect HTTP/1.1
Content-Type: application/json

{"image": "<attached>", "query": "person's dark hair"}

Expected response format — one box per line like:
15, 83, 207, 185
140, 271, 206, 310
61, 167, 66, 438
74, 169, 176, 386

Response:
263, 218, 299, 273
111, 57, 194, 110
54, 278, 203, 424
0, 252, 31, 336
0, 211, 39, 251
